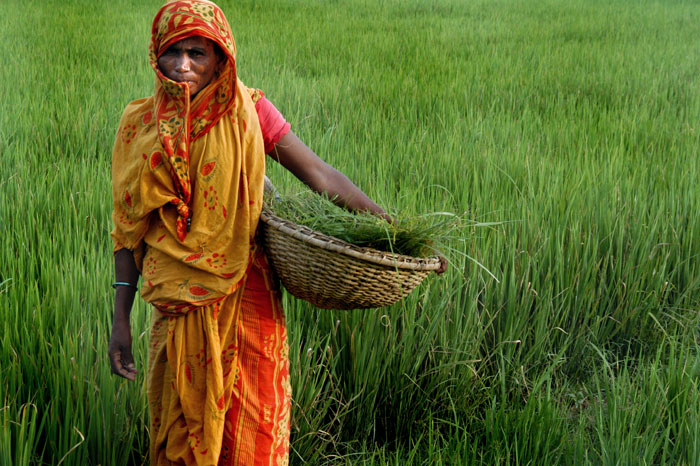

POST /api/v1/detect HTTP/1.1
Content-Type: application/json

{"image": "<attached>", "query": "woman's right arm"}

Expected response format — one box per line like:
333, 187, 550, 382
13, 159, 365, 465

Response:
108, 248, 140, 381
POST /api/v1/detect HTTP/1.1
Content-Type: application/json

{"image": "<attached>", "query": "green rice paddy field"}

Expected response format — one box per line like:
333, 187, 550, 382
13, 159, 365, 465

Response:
2, 0, 700, 464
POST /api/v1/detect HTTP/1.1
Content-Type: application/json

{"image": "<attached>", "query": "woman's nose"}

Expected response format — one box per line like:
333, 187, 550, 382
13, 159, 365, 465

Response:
176, 56, 191, 73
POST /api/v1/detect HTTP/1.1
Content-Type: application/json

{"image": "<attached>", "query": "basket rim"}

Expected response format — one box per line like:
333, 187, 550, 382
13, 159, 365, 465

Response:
260, 209, 442, 272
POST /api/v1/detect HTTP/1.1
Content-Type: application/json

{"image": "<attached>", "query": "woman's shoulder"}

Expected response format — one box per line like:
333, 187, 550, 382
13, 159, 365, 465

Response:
123, 96, 153, 110
118, 96, 155, 124
113, 96, 157, 161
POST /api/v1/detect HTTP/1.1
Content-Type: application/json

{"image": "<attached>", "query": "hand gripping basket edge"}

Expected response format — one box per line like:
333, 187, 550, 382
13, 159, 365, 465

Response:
259, 209, 442, 310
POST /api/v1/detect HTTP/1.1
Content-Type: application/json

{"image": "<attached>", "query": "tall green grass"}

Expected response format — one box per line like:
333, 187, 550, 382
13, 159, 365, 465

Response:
1, 0, 699, 464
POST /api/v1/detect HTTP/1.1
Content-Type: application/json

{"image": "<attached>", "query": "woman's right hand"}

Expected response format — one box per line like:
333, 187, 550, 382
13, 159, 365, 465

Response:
109, 314, 138, 380
109, 248, 141, 381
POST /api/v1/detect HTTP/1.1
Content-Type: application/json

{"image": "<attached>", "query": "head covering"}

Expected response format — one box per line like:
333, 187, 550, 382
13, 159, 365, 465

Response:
150, 0, 239, 240
111, 0, 266, 311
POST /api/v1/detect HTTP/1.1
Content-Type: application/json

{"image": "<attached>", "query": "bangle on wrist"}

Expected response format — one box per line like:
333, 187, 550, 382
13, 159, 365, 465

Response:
112, 281, 138, 291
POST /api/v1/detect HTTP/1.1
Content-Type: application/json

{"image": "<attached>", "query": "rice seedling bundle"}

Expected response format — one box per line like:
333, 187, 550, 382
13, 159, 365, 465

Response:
264, 190, 453, 259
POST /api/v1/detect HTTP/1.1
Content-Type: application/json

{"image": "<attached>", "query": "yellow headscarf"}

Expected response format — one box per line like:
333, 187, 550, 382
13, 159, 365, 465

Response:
111, 0, 265, 313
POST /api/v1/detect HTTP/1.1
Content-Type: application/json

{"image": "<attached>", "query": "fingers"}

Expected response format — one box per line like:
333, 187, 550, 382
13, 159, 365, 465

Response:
435, 256, 448, 275
109, 317, 137, 381
109, 348, 138, 381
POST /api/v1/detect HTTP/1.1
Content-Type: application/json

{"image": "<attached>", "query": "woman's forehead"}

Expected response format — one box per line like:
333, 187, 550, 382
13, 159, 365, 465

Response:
166, 36, 215, 51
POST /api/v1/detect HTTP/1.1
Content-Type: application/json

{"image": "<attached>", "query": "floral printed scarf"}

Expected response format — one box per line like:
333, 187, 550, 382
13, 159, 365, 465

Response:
111, 0, 265, 312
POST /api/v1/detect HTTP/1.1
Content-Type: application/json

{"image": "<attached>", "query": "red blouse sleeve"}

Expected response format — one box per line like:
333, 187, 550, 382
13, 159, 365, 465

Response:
255, 94, 291, 154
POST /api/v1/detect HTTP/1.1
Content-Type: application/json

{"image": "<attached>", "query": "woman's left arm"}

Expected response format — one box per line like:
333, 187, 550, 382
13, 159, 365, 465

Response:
269, 130, 447, 274
269, 130, 391, 222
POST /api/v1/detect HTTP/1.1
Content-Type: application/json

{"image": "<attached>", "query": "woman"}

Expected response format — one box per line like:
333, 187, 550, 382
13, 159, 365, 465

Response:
108, 1, 390, 464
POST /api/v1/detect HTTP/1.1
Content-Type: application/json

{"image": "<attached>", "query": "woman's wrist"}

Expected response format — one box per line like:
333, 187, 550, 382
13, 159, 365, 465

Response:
112, 281, 138, 290
113, 290, 136, 320
113, 307, 132, 323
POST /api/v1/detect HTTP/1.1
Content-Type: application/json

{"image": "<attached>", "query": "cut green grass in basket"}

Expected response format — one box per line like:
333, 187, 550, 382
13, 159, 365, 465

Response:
263, 190, 460, 259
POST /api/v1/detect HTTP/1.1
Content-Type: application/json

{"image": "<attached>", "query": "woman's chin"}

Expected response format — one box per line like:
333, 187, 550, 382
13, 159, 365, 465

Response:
188, 83, 203, 96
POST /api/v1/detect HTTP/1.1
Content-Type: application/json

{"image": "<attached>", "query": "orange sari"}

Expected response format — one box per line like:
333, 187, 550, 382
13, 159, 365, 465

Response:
147, 252, 290, 466
110, 1, 290, 464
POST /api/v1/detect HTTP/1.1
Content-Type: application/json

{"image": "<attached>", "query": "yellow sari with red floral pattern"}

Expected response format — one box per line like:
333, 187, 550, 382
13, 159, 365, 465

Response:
111, 1, 290, 464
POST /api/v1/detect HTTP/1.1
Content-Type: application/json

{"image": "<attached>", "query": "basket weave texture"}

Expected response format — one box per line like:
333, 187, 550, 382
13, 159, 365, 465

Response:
259, 210, 441, 310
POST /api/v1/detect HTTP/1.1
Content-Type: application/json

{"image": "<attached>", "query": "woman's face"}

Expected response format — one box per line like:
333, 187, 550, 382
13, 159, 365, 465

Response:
158, 36, 222, 97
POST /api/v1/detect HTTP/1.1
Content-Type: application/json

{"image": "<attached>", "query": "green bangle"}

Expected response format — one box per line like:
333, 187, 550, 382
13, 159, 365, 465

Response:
112, 281, 138, 291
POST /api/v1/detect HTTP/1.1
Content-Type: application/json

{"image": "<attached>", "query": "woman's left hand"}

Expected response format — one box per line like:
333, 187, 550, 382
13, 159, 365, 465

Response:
436, 256, 448, 275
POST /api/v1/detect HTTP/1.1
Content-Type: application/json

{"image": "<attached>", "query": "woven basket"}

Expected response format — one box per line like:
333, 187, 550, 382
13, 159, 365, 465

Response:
259, 210, 441, 310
